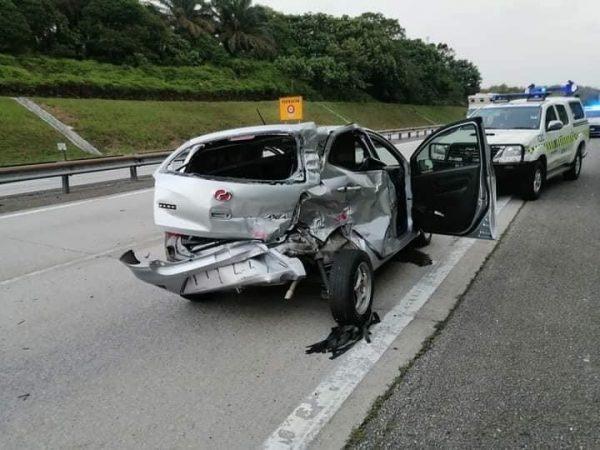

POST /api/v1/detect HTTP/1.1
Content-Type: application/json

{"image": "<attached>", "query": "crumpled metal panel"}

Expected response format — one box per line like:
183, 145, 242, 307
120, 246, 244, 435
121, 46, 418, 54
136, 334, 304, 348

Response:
298, 163, 399, 258
120, 241, 306, 296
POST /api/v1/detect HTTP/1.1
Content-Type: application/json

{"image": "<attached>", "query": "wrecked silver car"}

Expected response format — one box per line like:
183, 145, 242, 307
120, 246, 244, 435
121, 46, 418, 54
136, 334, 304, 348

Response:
121, 118, 496, 325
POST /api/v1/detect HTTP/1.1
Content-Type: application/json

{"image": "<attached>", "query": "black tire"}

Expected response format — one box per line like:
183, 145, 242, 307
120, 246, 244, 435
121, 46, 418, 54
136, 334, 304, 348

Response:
328, 250, 374, 325
521, 160, 544, 200
412, 229, 432, 248
564, 147, 583, 180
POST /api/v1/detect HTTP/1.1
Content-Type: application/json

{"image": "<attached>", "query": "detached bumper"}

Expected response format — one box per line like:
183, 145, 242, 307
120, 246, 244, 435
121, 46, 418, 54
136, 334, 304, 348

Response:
120, 241, 306, 296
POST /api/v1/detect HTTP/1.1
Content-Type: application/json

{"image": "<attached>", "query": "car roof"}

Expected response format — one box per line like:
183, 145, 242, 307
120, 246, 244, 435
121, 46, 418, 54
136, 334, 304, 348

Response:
480, 96, 581, 109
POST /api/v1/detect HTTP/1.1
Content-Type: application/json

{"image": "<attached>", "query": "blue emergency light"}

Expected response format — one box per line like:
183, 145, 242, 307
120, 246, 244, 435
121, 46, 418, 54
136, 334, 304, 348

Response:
491, 81, 578, 103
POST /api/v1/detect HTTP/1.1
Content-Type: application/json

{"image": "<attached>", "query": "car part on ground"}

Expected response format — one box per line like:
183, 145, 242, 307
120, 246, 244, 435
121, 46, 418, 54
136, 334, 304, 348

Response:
306, 312, 381, 360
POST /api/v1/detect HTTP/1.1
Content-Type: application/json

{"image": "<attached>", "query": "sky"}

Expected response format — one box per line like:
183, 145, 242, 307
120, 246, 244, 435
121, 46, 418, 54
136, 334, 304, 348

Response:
255, 0, 600, 88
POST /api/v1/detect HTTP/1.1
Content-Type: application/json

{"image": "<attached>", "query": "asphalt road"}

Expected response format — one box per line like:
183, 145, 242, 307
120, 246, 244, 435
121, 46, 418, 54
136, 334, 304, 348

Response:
351, 139, 600, 448
0, 139, 514, 449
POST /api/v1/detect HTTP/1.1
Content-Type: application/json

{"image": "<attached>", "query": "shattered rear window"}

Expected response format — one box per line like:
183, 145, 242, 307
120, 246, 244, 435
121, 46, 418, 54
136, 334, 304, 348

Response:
171, 134, 300, 182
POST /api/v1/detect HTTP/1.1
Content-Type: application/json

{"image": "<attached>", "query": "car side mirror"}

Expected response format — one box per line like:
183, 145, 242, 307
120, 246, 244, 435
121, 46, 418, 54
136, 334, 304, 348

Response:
547, 120, 563, 132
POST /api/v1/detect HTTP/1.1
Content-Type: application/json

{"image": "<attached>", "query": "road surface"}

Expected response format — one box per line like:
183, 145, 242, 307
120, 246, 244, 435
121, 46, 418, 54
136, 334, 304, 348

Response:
0, 139, 519, 449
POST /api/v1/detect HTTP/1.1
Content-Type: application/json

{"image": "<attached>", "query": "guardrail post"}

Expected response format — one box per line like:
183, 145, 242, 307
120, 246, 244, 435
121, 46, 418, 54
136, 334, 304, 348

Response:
129, 166, 138, 181
61, 175, 70, 194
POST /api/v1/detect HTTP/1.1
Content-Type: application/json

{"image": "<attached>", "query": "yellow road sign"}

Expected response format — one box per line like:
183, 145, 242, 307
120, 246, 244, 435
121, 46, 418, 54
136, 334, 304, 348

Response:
279, 96, 303, 121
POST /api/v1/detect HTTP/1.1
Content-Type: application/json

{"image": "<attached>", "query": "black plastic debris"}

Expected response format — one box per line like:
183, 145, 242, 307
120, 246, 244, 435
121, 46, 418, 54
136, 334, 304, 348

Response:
306, 312, 381, 360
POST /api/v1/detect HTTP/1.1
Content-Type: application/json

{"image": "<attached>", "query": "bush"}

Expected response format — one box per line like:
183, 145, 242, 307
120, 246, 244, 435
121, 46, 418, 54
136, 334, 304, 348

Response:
0, 54, 315, 100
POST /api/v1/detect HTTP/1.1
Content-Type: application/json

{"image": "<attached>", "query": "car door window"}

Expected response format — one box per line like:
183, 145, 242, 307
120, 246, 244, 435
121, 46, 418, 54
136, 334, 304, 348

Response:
569, 101, 585, 120
328, 132, 370, 172
368, 135, 403, 166
413, 125, 480, 175
410, 119, 494, 239
556, 104, 570, 125
545, 106, 558, 130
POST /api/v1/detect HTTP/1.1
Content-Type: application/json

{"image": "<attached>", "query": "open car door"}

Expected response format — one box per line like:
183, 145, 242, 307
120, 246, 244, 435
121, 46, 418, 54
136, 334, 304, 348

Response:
410, 117, 496, 240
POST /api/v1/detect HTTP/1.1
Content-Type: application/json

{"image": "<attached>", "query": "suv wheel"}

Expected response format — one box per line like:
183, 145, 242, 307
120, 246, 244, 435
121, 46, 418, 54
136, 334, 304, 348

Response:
328, 250, 374, 325
564, 147, 583, 180
521, 160, 544, 200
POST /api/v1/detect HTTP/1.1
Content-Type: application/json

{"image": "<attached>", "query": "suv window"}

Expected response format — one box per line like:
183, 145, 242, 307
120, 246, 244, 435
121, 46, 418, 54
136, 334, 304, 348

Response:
329, 131, 370, 172
569, 101, 585, 120
555, 104, 570, 125
368, 134, 402, 166
545, 106, 558, 130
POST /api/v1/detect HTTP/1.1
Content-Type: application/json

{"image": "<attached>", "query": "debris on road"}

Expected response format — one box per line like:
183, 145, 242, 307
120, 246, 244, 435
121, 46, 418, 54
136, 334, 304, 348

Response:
306, 312, 381, 359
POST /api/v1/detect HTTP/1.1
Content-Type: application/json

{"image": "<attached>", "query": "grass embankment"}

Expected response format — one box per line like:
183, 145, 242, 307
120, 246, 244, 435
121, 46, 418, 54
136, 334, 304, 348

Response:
0, 96, 465, 166
36, 98, 466, 156
0, 97, 89, 166
0, 54, 312, 101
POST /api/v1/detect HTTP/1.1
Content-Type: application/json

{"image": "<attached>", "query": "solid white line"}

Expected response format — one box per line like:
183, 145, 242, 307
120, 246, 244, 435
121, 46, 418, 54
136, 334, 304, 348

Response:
263, 198, 511, 450
0, 189, 153, 220
0, 236, 161, 287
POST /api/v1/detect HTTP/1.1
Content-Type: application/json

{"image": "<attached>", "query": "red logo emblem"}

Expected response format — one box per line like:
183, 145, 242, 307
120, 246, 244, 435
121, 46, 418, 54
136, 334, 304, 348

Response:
214, 189, 233, 202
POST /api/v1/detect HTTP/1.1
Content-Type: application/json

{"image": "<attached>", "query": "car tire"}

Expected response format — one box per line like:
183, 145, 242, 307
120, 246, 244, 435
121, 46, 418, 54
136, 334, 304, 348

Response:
328, 250, 374, 325
563, 147, 583, 181
521, 160, 544, 201
412, 229, 432, 248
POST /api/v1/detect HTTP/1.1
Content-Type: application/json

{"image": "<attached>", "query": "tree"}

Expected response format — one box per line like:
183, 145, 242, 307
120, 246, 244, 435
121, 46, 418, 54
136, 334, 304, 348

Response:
80, 0, 174, 64
157, 0, 214, 38
211, 0, 275, 57
13, 0, 68, 52
0, 0, 32, 53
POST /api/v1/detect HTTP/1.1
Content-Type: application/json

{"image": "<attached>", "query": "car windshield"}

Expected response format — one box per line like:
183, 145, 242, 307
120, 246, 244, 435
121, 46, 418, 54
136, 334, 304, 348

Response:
472, 106, 541, 130
585, 109, 600, 118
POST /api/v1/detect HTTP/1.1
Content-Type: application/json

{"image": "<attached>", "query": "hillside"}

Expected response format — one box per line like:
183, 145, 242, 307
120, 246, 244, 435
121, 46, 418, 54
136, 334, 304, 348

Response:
1, 97, 466, 166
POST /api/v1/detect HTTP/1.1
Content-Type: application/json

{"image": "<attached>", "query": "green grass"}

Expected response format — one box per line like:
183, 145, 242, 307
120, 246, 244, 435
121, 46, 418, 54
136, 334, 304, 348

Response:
36, 98, 467, 156
0, 97, 90, 166
0, 54, 313, 101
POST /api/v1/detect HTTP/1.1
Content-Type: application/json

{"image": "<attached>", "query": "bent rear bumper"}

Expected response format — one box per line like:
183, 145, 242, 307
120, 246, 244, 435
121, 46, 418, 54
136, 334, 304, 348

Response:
120, 241, 306, 296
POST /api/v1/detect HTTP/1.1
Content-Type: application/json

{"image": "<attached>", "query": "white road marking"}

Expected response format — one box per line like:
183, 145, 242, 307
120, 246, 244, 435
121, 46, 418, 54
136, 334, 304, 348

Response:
0, 236, 161, 287
263, 197, 511, 450
0, 189, 153, 220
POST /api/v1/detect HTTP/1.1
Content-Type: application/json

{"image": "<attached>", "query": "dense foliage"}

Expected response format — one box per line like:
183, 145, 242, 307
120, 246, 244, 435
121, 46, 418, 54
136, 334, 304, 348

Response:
0, 0, 481, 103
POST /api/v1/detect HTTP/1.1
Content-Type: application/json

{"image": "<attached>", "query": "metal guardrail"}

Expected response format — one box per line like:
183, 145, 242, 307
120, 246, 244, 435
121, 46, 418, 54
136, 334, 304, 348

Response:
0, 152, 170, 194
378, 124, 441, 142
0, 125, 442, 194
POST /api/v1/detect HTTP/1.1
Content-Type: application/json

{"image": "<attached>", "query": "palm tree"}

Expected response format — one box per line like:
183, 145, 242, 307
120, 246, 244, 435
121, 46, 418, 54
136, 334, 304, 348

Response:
157, 0, 215, 38
211, 0, 275, 56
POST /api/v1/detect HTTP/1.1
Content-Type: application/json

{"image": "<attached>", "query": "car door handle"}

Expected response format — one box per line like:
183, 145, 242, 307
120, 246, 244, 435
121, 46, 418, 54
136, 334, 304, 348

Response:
337, 185, 362, 192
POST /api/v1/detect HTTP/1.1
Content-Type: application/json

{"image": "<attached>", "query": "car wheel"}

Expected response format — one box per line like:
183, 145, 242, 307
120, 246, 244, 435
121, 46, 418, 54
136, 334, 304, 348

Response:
328, 250, 374, 325
521, 160, 544, 200
412, 229, 432, 248
564, 147, 583, 181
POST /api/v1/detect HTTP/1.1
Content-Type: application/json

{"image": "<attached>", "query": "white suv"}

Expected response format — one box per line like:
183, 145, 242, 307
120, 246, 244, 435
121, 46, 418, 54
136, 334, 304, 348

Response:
473, 96, 589, 199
